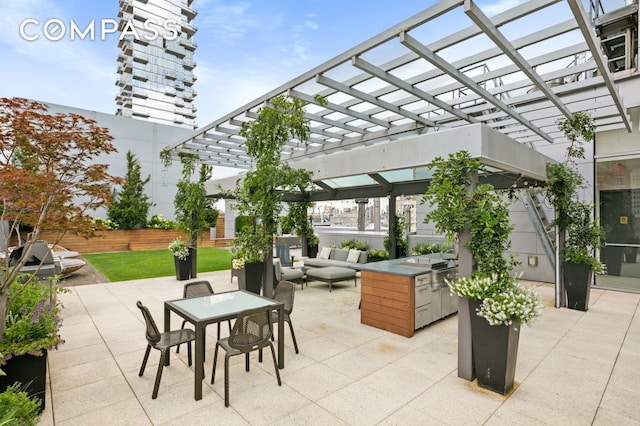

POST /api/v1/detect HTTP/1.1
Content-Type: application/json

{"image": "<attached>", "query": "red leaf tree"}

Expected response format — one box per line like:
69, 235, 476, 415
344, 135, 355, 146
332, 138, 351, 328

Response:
0, 97, 120, 339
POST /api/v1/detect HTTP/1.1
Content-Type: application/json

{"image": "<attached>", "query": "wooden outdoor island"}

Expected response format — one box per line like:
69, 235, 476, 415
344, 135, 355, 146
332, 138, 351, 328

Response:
358, 256, 459, 337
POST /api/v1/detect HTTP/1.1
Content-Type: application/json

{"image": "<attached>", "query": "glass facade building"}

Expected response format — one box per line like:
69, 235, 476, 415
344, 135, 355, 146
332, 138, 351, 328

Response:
115, 0, 197, 128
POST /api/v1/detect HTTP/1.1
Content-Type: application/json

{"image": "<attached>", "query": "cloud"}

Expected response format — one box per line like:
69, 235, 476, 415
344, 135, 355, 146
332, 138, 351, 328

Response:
305, 20, 319, 30
0, 0, 117, 112
480, 0, 527, 16
196, 1, 260, 45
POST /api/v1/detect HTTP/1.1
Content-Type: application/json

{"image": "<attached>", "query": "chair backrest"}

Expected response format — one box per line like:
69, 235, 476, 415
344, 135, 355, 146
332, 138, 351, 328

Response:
136, 301, 161, 345
273, 280, 295, 315
183, 280, 214, 299
273, 260, 283, 282
228, 306, 273, 351
275, 244, 292, 267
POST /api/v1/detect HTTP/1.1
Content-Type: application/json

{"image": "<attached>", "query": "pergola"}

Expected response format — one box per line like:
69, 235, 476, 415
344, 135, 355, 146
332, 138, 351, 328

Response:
164, 0, 630, 185
163, 0, 634, 382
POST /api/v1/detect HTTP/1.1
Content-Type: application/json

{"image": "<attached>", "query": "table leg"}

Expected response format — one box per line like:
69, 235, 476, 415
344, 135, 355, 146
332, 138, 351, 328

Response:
163, 306, 170, 366
277, 307, 284, 369
194, 324, 205, 400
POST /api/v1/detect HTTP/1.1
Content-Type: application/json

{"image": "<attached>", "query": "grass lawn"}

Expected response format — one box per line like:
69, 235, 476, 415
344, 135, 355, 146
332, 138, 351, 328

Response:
84, 247, 233, 282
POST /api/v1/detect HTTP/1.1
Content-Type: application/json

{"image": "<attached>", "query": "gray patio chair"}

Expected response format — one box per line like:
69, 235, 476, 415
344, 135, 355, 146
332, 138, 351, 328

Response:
176, 280, 232, 354
273, 259, 304, 289
211, 306, 281, 407
275, 243, 293, 267
272, 280, 299, 354
136, 300, 195, 399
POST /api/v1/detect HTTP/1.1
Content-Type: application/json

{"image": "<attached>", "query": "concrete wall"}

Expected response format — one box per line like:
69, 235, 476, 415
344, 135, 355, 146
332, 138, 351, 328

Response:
43, 101, 190, 220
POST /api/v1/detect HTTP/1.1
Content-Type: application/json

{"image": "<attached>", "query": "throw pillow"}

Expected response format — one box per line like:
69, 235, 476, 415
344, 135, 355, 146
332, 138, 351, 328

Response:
318, 247, 332, 259
346, 249, 361, 263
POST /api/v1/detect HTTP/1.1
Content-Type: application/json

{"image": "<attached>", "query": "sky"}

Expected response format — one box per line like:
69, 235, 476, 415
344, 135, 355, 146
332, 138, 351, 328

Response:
0, 0, 627, 130
0, 0, 439, 126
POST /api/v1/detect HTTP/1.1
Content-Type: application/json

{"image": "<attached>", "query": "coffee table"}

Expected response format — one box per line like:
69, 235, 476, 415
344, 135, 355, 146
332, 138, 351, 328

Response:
305, 266, 357, 292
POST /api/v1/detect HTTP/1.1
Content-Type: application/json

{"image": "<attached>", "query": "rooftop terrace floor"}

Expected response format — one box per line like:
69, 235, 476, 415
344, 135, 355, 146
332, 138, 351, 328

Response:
38, 268, 640, 425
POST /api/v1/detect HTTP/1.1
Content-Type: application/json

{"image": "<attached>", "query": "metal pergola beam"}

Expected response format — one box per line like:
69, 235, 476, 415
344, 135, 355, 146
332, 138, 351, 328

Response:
315, 74, 438, 128
464, 0, 574, 122
352, 56, 476, 123
566, 0, 632, 131
399, 31, 554, 143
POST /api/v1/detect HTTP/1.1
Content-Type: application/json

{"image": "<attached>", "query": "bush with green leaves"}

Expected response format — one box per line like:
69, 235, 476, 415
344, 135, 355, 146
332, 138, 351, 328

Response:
91, 217, 119, 230
0, 279, 67, 361
0, 382, 41, 426
446, 273, 541, 326
341, 239, 368, 251
367, 249, 389, 261
168, 238, 189, 261
423, 151, 518, 279
279, 215, 294, 235
203, 208, 219, 228
412, 243, 452, 255
383, 216, 408, 258
147, 214, 176, 230
108, 150, 152, 230
546, 112, 603, 273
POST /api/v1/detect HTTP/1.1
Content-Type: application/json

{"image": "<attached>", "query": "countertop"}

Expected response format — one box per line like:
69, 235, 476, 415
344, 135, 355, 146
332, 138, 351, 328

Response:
357, 257, 456, 277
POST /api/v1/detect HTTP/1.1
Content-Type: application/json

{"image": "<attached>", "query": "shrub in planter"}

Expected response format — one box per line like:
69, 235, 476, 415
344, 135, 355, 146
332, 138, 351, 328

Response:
0, 279, 67, 412
447, 273, 541, 394
545, 112, 603, 310
168, 238, 191, 280
0, 382, 41, 425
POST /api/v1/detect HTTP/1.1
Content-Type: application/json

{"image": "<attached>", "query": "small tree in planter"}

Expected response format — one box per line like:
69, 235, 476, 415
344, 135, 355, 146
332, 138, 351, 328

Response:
546, 112, 603, 310
422, 150, 541, 394
285, 199, 315, 256
160, 151, 217, 279
0, 97, 119, 410
230, 95, 313, 296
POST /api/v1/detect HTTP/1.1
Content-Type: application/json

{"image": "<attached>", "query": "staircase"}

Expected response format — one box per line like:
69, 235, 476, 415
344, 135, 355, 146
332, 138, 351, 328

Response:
521, 189, 556, 269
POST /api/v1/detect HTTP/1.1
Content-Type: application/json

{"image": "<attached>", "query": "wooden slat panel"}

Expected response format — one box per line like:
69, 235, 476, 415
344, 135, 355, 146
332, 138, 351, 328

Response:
38, 228, 235, 254
361, 311, 413, 337
361, 293, 409, 312
360, 269, 415, 338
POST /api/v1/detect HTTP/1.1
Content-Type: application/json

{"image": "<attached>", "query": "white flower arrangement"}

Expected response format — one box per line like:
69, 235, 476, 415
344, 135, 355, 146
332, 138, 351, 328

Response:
231, 258, 246, 270
446, 273, 542, 327
168, 238, 189, 261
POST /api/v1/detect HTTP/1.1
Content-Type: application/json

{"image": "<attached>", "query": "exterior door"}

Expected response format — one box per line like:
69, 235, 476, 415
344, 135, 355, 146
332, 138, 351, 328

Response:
596, 158, 640, 292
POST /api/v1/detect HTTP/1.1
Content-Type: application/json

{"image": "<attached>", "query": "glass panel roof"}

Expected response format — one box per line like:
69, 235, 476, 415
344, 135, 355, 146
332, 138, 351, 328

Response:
379, 167, 433, 183
323, 175, 378, 189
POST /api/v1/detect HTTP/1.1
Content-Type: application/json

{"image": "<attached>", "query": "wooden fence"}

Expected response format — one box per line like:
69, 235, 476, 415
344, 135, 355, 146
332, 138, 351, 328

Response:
37, 215, 234, 254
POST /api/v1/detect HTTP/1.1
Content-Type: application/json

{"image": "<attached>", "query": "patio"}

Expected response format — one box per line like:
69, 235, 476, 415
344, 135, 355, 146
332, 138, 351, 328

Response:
38, 269, 640, 425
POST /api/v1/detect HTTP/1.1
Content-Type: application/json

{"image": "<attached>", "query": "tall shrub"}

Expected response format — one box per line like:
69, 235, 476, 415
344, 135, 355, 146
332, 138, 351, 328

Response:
108, 150, 152, 229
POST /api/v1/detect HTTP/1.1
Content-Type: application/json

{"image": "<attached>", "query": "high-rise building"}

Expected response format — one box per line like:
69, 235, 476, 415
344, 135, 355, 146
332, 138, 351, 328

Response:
115, 0, 197, 128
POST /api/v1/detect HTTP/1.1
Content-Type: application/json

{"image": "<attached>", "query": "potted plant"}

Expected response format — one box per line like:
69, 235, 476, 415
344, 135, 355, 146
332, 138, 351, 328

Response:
160, 151, 215, 279
204, 207, 220, 240
422, 150, 541, 393
168, 237, 191, 280
546, 112, 603, 311
0, 98, 118, 411
0, 382, 41, 425
231, 222, 271, 294
305, 232, 319, 259
383, 216, 409, 258
0, 278, 67, 413
228, 95, 313, 297
446, 273, 541, 394
286, 200, 316, 257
